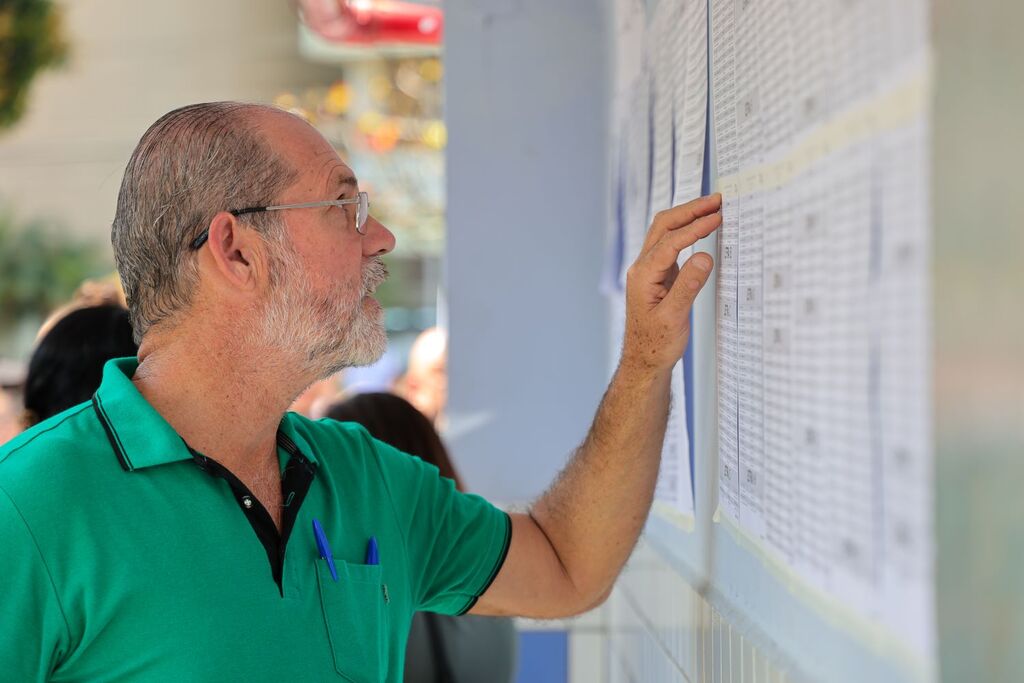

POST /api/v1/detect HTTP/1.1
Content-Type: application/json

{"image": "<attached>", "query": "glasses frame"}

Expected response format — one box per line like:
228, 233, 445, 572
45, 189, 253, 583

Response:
189, 191, 369, 250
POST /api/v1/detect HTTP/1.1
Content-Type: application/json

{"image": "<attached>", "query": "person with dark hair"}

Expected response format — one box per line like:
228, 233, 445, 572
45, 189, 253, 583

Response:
326, 392, 517, 683
0, 102, 719, 681
21, 304, 138, 428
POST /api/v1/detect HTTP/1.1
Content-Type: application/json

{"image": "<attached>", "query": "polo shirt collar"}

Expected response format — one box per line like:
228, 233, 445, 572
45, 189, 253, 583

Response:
92, 357, 192, 471
92, 357, 319, 471
278, 411, 319, 467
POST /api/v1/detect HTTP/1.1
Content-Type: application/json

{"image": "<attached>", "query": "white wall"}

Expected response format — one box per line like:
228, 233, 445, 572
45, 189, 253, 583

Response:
444, 0, 612, 504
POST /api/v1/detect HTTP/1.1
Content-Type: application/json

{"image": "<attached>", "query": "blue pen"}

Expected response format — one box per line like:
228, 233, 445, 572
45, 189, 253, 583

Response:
312, 519, 339, 582
365, 536, 379, 565
365, 536, 389, 604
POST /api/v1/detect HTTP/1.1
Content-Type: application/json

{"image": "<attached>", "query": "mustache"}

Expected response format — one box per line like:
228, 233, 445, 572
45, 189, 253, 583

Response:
362, 258, 388, 295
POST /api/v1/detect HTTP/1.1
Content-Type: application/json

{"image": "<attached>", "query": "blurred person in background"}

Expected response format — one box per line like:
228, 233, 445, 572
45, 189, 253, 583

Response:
326, 391, 517, 683
0, 102, 719, 680
21, 303, 138, 428
0, 389, 20, 445
342, 345, 403, 395
396, 326, 447, 428
289, 374, 342, 418
34, 276, 127, 342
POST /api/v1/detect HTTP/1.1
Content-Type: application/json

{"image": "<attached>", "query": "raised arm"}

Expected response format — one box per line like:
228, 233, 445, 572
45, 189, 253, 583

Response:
472, 193, 722, 618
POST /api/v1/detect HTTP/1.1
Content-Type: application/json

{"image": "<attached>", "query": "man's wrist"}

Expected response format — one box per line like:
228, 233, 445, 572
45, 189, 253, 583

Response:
616, 350, 674, 385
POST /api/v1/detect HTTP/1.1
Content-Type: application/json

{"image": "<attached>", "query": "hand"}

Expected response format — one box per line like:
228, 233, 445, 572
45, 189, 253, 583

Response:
622, 193, 722, 374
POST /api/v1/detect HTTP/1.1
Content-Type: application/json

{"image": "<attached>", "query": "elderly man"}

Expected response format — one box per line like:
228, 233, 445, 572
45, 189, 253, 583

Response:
0, 102, 721, 681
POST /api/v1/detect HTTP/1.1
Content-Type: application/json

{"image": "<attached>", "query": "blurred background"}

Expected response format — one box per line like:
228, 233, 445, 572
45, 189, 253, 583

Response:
0, 0, 446, 400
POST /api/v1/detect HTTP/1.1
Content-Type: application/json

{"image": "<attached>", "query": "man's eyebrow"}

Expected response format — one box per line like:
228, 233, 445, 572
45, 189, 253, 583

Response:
330, 174, 358, 192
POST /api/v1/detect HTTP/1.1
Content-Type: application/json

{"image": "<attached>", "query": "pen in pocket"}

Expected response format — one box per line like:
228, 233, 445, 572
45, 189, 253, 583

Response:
365, 536, 389, 603
312, 518, 338, 582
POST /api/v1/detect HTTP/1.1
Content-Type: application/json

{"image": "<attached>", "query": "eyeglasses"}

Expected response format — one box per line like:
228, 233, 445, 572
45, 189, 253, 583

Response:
189, 191, 370, 250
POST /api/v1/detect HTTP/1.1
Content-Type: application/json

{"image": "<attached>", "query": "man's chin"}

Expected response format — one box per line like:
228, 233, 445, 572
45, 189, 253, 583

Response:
347, 335, 388, 368
312, 325, 388, 375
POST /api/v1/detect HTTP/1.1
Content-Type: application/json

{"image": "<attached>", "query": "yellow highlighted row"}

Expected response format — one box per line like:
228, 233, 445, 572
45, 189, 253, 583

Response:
716, 58, 933, 198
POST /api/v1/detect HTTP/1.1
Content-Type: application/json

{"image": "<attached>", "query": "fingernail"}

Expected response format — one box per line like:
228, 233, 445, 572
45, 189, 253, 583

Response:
687, 278, 702, 291
693, 253, 713, 272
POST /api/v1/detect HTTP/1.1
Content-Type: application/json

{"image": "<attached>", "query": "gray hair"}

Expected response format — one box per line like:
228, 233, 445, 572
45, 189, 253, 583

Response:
111, 102, 299, 342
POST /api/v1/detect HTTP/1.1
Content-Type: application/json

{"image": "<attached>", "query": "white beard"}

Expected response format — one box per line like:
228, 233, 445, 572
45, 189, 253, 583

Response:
254, 242, 388, 379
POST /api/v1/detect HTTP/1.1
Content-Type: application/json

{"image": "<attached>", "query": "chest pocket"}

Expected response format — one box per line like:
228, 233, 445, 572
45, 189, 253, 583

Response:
317, 560, 390, 682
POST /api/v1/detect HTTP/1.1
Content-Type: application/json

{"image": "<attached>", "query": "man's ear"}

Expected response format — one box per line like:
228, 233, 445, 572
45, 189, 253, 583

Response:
202, 211, 264, 291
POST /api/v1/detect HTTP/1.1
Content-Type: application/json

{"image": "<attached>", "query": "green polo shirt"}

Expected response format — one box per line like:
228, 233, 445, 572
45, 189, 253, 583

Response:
0, 358, 511, 682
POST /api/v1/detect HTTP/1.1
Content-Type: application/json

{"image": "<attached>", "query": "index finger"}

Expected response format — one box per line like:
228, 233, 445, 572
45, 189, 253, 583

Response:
642, 193, 722, 254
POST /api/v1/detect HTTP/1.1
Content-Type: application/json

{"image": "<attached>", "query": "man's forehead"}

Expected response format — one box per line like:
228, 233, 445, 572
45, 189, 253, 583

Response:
258, 110, 357, 192
295, 156, 359, 200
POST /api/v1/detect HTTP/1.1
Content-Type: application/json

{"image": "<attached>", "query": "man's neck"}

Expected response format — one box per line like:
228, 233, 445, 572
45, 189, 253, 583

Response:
131, 326, 315, 482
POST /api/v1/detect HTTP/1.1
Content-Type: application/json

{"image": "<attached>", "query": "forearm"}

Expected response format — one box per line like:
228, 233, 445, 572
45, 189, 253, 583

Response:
472, 194, 720, 619
530, 356, 673, 603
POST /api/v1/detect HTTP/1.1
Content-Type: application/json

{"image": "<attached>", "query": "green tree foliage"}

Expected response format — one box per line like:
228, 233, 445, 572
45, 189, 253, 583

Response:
0, 207, 109, 333
0, 0, 68, 130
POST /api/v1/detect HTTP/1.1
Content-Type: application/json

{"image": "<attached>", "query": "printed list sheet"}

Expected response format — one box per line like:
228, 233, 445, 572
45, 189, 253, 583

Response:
712, 0, 933, 662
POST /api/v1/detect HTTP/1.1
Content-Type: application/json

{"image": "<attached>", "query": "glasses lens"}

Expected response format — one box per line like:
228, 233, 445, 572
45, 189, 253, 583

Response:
357, 191, 369, 234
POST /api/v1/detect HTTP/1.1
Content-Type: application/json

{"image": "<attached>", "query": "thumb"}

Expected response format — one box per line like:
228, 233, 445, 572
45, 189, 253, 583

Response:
662, 251, 714, 314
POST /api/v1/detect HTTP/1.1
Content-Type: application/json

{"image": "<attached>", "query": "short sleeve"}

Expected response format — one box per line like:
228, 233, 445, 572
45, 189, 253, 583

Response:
0, 485, 70, 681
369, 437, 511, 615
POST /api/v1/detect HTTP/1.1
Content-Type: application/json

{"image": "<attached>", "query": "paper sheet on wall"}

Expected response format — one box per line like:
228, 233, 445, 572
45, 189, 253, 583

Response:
607, 0, 709, 521
652, 0, 708, 522
672, 0, 708, 208
712, 0, 933, 663
603, 0, 647, 295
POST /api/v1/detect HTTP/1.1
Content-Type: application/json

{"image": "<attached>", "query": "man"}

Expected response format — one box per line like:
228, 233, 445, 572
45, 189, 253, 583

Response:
0, 102, 721, 681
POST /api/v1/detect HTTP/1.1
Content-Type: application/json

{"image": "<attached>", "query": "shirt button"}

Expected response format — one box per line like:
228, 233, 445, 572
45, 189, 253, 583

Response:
242, 496, 254, 509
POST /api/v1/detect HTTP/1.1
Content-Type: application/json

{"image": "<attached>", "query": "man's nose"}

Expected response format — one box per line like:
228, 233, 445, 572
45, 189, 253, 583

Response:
363, 216, 396, 256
